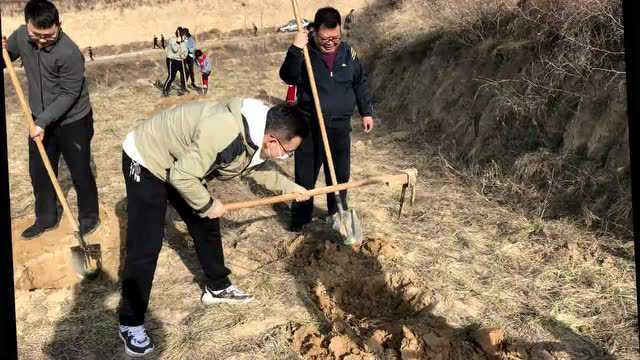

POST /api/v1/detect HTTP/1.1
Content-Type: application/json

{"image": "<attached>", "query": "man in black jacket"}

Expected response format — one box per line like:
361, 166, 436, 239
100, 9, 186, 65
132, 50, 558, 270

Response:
2, 0, 100, 239
279, 7, 374, 232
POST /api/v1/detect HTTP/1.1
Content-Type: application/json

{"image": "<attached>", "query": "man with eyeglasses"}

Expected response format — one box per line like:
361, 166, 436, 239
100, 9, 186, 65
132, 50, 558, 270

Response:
117, 98, 311, 357
2, 0, 100, 239
279, 6, 375, 234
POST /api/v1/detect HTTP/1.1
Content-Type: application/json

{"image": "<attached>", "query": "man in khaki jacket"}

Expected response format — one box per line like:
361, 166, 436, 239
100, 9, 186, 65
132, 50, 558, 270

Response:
118, 98, 309, 357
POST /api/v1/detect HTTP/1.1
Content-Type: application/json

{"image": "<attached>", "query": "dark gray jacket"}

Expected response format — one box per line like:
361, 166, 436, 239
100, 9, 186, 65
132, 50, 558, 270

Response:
4, 25, 91, 128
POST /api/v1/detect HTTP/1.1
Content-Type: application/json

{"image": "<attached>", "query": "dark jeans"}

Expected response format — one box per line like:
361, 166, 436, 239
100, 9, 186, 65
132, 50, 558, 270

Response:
162, 58, 186, 93
185, 55, 196, 86
291, 124, 351, 226
29, 111, 99, 227
119, 152, 231, 326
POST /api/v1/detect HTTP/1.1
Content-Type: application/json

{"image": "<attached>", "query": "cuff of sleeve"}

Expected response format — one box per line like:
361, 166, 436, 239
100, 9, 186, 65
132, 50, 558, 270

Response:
197, 197, 215, 217
34, 115, 52, 129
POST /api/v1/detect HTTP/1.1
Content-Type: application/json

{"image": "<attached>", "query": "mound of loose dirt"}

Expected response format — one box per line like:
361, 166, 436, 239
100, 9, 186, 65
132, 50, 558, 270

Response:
284, 224, 507, 359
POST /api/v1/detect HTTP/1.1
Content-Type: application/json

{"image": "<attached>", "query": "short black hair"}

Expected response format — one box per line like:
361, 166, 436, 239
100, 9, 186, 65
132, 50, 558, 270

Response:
265, 104, 308, 140
195, 49, 203, 58
24, 0, 60, 28
311, 7, 341, 30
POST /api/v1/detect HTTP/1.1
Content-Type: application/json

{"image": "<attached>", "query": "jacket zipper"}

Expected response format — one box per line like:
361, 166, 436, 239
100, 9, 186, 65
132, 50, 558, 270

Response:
37, 50, 44, 112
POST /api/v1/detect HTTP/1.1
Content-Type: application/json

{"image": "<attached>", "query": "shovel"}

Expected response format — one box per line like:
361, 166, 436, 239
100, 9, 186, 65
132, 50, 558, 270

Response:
2, 47, 102, 277
290, 0, 362, 245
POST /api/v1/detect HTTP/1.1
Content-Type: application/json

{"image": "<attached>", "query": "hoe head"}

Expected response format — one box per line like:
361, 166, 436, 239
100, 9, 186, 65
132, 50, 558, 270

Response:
398, 168, 417, 218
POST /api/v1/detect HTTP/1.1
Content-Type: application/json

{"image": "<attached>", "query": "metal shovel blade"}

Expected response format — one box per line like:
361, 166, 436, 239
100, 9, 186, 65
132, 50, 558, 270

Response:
70, 241, 102, 278
331, 208, 363, 245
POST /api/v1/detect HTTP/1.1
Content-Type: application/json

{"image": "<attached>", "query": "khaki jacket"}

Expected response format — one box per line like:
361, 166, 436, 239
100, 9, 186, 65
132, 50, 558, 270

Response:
132, 98, 303, 214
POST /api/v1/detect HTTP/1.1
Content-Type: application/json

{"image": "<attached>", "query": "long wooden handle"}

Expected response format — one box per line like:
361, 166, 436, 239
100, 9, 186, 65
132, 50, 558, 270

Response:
2, 48, 79, 232
290, 0, 339, 188
225, 173, 409, 211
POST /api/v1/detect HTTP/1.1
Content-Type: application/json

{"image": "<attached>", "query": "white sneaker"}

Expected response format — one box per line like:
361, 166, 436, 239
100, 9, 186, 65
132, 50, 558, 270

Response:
119, 324, 154, 357
201, 284, 253, 305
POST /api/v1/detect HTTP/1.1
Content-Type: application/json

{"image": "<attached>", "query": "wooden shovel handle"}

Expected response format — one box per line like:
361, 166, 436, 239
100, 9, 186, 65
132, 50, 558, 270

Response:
290, 0, 339, 188
2, 48, 79, 232
225, 173, 409, 211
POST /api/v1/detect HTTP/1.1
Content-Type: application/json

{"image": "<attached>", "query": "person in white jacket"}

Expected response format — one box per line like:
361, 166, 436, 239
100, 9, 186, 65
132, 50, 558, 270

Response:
161, 27, 188, 96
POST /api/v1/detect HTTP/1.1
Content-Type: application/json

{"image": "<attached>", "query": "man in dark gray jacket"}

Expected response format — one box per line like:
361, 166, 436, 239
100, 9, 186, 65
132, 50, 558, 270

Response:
3, 0, 99, 238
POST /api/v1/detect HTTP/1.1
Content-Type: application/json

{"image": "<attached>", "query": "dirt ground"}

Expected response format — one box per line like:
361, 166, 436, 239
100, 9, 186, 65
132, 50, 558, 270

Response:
5, 29, 638, 359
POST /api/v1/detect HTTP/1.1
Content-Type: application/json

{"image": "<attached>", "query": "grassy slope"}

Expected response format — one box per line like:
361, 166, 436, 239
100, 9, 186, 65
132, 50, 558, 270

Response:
352, 0, 630, 237
4, 2, 638, 359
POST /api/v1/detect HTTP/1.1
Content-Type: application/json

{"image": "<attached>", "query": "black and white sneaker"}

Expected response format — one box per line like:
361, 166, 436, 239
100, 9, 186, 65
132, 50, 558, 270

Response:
119, 325, 154, 357
201, 285, 253, 305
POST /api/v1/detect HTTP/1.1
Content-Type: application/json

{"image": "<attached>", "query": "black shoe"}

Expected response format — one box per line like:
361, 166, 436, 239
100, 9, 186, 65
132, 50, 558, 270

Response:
289, 219, 310, 233
119, 325, 154, 357
21, 221, 58, 239
80, 218, 100, 236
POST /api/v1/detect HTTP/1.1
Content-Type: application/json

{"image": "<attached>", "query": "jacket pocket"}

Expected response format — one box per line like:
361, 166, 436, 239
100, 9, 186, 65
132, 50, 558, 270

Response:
332, 65, 353, 84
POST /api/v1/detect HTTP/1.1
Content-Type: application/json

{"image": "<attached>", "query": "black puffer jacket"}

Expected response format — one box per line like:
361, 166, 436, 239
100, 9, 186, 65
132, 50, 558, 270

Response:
279, 39, 373, 129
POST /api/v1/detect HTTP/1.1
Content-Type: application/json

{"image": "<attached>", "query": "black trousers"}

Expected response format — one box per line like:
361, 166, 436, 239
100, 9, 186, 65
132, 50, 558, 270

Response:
29, 111, 99, 227
119, 153, 231, 326
162, 58, 186, 93
291, 124, 351, 226
185, 55, 196, 86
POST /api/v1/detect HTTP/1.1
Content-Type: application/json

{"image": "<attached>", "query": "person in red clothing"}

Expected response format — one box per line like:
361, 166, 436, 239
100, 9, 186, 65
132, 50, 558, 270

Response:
194, 49, 212, 95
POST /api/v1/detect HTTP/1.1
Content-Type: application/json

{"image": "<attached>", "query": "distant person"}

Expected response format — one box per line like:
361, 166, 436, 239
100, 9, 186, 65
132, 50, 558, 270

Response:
2, 0, 100, 238
195, 49, 211, 95
153, 35, 159, 49
161, 27, 188, 97
279, 6, 375, 233
182, 28, 197, 88
160, 33, 165, 48
252, 23, 258, 36
344, 9, 355, 35
117, 99, 310, 357
88, 46, 94, 61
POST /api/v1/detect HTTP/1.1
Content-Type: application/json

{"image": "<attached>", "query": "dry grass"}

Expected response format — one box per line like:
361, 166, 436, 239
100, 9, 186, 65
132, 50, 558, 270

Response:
5, 4, 637, 360
352, 0, 630, 237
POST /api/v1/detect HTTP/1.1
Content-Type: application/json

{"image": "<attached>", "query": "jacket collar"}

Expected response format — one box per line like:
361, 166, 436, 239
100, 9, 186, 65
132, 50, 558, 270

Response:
227, 98, 260, 151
